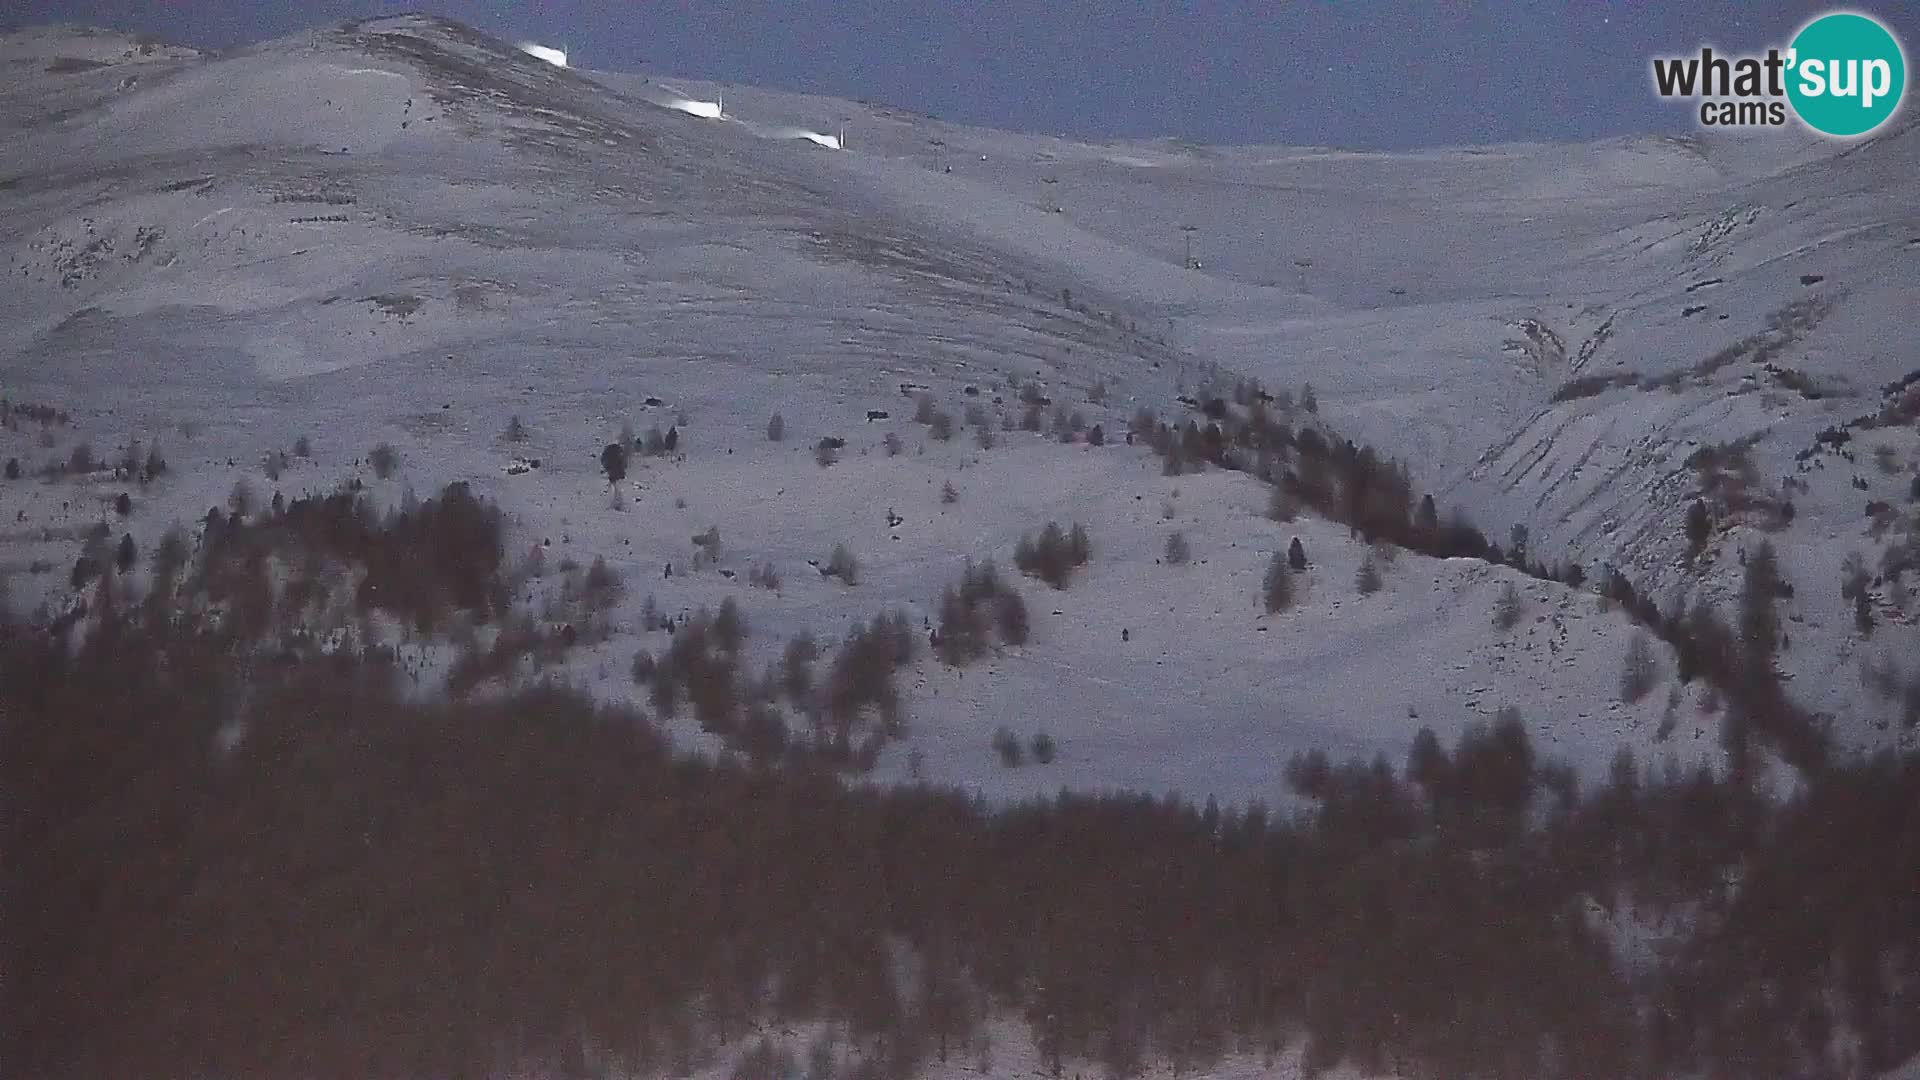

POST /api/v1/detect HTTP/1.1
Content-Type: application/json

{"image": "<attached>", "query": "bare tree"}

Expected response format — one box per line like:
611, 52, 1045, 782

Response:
369, 442, 399, 479
1620, 632, 1660, 703
825, 543, 858, 585
1493, 581, 1523, 631
1164, 531, 1190, 566
1263, 553, 1294, 613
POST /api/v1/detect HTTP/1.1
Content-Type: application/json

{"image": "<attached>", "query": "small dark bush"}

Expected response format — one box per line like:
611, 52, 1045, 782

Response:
824, 543, 858, 585
991, 726, 1025, 767
1030, 732, 1057, 764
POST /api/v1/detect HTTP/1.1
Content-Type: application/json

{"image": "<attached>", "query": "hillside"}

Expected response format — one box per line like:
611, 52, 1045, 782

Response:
3, 15, 1919, 1080
6, 18, 1914, 802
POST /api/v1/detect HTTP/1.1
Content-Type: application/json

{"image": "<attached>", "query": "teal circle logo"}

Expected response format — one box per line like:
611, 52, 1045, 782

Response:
1786, 12, 1906, 136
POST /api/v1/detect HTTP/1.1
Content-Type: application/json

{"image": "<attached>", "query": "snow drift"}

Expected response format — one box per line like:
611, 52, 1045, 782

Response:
515, 41, 566, 68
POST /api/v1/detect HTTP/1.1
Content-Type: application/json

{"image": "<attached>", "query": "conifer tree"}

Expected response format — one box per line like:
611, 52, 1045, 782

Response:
1263, 552, 1294, 613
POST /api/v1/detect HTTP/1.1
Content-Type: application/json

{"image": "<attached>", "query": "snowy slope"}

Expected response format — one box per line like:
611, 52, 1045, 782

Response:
2, 14, 1915, 824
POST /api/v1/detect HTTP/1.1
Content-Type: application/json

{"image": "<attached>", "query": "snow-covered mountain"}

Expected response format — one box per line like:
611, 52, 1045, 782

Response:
2, 13, 1916, 811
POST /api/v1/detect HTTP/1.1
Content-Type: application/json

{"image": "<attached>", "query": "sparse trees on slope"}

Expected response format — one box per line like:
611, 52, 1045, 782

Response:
937, 561, 1027, 665
1013, 522, 1090, 589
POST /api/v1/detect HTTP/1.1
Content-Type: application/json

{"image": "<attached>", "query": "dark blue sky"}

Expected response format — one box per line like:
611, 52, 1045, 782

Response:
6, 2, 1916, 148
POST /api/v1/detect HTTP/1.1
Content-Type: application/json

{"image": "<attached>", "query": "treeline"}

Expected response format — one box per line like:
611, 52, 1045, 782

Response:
1133, 384, 1834, 777
1593, 540, 1832, 775
191, 478, 510, 637
4, 543, 1916, 1079
1132, 388, 1574, 576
